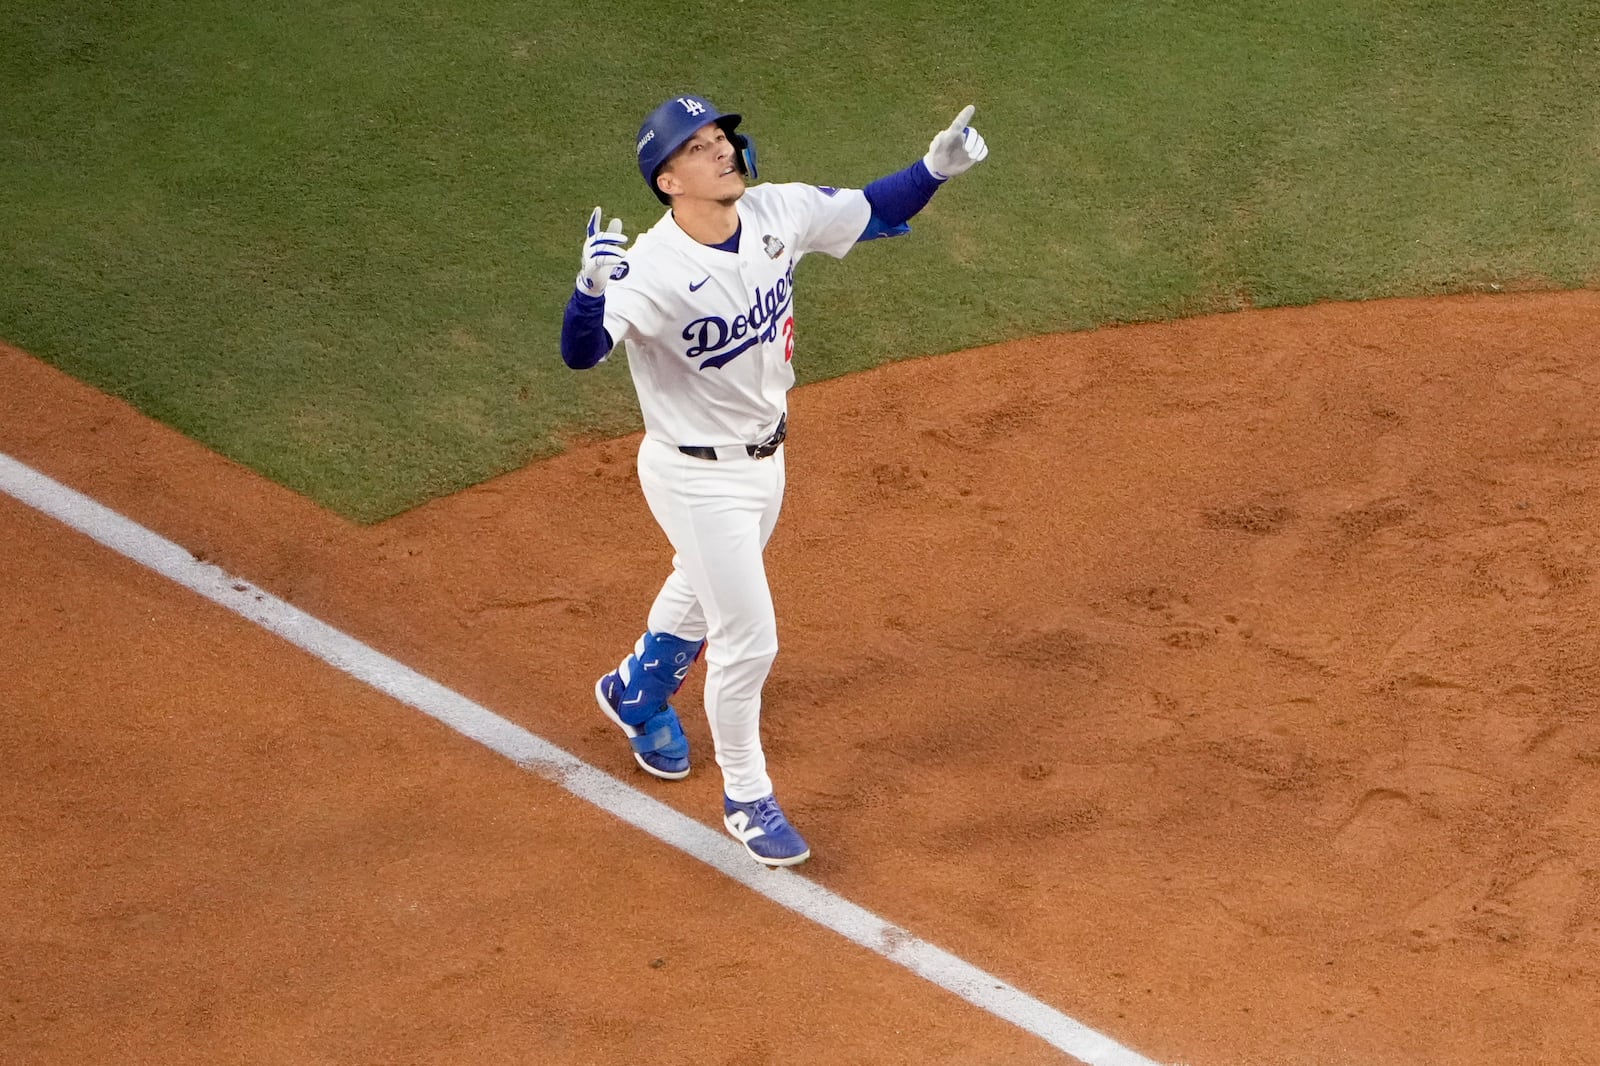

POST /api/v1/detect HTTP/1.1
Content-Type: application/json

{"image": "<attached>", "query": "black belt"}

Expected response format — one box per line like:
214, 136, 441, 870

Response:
678, 413, 787, 461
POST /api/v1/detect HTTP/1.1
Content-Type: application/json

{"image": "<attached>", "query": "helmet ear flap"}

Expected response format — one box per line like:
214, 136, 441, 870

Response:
730, 130, 759, 182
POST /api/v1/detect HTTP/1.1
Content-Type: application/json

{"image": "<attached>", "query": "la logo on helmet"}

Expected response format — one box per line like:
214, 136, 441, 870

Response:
678, 97, 707, 116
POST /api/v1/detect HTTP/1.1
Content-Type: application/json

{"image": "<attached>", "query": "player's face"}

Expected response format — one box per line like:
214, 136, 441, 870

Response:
657, 123, 746, 205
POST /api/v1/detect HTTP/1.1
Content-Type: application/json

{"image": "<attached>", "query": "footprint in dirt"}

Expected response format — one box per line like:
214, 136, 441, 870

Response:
1331, 787, 1426, 858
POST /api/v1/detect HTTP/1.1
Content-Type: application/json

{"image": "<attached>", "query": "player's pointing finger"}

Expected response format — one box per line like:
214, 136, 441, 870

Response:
587, 206, 602, 238
949, 104, 976, 132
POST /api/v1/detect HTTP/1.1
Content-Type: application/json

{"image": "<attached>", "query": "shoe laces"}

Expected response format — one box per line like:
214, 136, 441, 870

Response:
751, 795, 789, 831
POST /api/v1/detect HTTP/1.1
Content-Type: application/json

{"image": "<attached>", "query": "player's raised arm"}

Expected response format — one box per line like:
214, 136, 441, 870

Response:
561, 206, 629, 370
858, 104, 989, 242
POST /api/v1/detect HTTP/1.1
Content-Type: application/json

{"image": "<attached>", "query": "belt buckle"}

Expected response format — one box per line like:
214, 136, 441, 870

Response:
747, 414, 787, 459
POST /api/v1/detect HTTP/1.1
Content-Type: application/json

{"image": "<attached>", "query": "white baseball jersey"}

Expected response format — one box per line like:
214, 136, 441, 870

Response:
601, 182, 872, 447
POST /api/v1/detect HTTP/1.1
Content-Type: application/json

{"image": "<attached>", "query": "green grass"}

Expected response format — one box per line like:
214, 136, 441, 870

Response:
3, 0, 1597, 520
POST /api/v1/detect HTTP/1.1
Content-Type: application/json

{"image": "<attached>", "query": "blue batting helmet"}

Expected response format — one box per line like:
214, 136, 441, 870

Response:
636, 94, 758, 204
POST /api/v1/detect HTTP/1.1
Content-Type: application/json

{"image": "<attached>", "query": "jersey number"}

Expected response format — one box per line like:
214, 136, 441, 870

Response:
782, 316, 795, 362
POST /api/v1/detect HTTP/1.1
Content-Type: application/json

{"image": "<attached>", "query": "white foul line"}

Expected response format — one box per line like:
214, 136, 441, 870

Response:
0, 450, 1162, 1066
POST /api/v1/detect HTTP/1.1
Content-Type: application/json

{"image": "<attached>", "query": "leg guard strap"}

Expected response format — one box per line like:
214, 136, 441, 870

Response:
628, 708, 689, 759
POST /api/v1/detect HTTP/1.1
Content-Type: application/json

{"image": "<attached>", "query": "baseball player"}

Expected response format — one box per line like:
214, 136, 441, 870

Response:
560, 93, 988, 866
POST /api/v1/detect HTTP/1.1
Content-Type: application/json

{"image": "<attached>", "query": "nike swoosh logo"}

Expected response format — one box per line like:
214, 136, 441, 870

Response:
689, 277, 711, 292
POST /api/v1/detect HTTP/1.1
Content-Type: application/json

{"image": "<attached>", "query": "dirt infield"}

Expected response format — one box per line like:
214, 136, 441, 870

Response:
4, 290, 1598, 1065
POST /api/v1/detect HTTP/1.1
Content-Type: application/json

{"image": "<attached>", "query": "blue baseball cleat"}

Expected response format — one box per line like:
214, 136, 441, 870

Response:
723, 793, 810, 866
595, 671, 691, 780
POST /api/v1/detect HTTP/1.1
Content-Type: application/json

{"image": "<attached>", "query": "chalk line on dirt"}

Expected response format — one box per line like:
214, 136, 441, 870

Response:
1, 450, 1163, 1066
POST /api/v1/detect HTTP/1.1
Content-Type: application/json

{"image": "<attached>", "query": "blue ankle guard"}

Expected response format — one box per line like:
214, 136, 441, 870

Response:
616, 631, 704, 726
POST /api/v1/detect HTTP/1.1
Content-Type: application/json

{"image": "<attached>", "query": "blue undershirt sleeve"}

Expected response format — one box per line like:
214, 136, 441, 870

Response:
861, 160, 944, 234
561, 290, 614, 370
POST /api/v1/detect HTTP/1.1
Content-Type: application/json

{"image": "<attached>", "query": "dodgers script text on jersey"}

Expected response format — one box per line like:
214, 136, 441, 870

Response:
681, 259, 794, 370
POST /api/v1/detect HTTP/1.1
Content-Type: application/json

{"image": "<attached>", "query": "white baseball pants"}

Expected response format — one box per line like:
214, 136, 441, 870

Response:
635, 434, 785, 803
